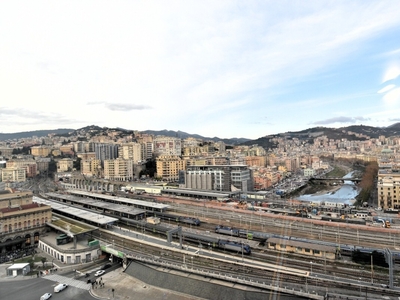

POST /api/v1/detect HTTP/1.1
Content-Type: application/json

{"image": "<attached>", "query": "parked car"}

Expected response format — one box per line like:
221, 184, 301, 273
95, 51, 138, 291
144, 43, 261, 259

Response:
95, 270, 105, 277
40, 293, 52, 300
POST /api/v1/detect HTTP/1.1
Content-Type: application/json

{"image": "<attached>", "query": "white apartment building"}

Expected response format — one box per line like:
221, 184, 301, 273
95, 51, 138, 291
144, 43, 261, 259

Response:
103, 158, 134, 181
153, 137, 182, 157
118, 142, 142, 163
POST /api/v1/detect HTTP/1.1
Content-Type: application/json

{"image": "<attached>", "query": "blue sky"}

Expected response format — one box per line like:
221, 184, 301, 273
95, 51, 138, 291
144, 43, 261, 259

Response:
1, 1, 400, 139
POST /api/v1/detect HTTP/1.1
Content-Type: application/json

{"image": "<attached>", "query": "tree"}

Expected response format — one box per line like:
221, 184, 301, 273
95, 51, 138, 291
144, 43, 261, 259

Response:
41, 257, 47, 268
28, 258, 35, 270
73, 157, 82, 171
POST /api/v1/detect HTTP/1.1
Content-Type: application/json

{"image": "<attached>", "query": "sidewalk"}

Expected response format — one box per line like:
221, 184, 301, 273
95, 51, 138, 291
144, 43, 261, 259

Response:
88, 268, 202, 300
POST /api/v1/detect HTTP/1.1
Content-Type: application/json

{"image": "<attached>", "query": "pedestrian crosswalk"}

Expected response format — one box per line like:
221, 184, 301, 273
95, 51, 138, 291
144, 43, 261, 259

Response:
42, 274, 91, 290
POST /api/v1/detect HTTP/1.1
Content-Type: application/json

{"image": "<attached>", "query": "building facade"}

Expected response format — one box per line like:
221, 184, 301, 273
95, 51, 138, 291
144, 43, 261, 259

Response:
184, 165, 253, 192
156, 155, 185, 182
377, 170, 400, 209
0, 191, 52, 253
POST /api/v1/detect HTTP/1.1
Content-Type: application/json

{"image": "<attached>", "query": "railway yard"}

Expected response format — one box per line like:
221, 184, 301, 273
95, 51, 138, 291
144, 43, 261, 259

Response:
42, 191, 400, 299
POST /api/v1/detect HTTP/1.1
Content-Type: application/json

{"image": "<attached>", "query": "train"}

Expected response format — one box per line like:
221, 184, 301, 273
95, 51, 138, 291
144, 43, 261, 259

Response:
215, 224, 400, 261
119, 217, 251, 254
214, 225, 269, 241
152, 212, 201, 226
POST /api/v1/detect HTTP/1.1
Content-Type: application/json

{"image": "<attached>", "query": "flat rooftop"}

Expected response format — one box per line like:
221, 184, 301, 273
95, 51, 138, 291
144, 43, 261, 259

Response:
49, 213, 98, 235
67, 190, 170, 210
45, 192, 146, 216
33, 196, 118, 226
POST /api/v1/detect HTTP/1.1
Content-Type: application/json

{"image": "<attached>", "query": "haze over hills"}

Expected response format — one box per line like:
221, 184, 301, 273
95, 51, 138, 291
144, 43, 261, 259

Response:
2, 123, 400, 148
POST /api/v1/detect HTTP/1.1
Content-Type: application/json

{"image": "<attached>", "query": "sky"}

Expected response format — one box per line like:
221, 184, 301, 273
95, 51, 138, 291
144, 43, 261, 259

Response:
1, 1, 400, 140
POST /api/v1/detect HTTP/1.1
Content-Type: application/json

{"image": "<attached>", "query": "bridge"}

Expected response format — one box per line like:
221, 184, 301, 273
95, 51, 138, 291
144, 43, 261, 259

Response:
309, 177, 362, 183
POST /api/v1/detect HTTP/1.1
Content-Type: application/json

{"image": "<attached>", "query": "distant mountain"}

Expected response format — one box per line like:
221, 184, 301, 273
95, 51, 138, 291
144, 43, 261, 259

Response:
240, 123, 400, 150
3, 123, 400, 146
141, 129, 250, 145
0, 129, 74, 141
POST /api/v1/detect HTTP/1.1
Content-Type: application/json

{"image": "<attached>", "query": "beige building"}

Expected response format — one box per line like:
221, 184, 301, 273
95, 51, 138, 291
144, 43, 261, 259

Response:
57, 158, 74, 172
0, 190, 52, 252
1, 167, 26, 182
118, 142, 142, 163
103, 158, 134, 181
31, 146, 52, 157
156, 155, 185, 182
377, 170, 400, 209
77, 152, 96, 161
81, 159, 101, 177
6, 159, 37, 178
0, 147, 14, 157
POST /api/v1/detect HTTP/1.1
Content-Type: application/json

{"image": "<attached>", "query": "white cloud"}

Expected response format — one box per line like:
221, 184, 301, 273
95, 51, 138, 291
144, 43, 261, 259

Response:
383, 88, 400, 106
378, 84, 396, 93
382, 64, 400, 83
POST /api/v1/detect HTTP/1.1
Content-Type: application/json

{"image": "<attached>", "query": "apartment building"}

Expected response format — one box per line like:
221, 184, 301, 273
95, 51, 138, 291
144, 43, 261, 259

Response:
31, 145, 52, 157
103, 158, 134, 181
184, 165, 253, 192
156, 155, 185, 182
94, 143, 119, 162
244, 156, 267, 167
118, 142, 142, 163
153, 137, 182, 157
0, 190, 52, 253
377, 169, 400, 209
81, 159, 101, 177
36, 158, 50, 175
1, 168, 26, 182
6, 159, 37, 178
0, 147, 13, 157
57, 158, 74, 172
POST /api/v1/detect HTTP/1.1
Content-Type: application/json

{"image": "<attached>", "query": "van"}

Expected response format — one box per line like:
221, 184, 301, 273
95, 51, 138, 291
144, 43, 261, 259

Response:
54, 283, 68, 293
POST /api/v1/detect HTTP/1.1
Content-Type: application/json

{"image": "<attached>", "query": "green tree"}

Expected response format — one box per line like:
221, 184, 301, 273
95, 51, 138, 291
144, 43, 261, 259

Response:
73, 157, 82, 171
28, 258, 35, 270
41, 257, 47, 268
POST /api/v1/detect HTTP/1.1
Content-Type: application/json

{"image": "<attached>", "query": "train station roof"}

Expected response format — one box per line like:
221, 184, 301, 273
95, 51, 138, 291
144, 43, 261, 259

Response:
33, 196, 118, 226
162, 188, 232, 198
67, 190, 170, 211
45, 192, 146, 216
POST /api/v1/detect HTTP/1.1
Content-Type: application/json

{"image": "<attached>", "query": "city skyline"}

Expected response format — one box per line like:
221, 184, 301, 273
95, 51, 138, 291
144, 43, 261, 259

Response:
1, 1, 400, 139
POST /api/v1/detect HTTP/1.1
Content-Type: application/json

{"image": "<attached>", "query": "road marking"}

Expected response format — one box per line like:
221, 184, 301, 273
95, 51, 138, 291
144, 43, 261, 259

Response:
42, 274, 91, 290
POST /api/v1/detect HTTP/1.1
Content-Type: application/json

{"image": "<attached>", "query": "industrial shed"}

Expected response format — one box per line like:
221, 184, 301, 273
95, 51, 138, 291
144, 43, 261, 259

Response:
267, 237, 337, 260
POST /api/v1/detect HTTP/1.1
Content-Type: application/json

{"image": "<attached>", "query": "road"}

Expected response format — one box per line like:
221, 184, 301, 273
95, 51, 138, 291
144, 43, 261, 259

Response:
0, 277, 94, 300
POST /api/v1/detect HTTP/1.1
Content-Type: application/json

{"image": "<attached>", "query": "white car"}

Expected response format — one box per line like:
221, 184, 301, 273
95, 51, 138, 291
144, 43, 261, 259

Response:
40, 293, 52, 300
54, 283, 68, 293
94, 270, 105, 277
